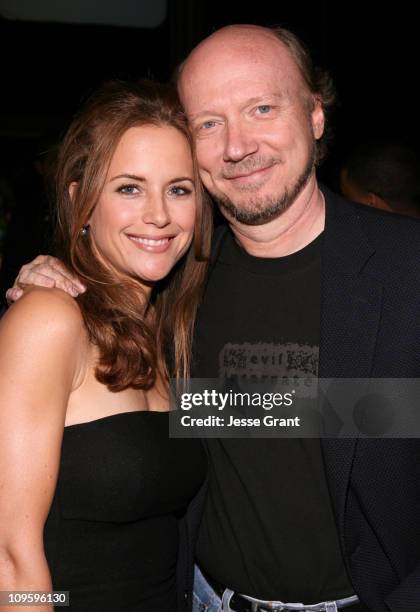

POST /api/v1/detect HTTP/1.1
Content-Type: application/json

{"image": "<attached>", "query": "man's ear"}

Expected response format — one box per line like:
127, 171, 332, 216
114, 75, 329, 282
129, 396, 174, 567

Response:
311, 96, 325, 140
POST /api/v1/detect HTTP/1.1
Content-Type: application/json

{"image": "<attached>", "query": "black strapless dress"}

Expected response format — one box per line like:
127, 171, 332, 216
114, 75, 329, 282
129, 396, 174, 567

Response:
43, 411, 206, 611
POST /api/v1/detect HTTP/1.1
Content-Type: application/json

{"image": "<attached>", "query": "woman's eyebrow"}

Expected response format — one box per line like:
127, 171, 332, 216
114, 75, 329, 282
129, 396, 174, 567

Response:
110, 173, 146, 182
169, 177, 194, 183
109, 174, 194, 183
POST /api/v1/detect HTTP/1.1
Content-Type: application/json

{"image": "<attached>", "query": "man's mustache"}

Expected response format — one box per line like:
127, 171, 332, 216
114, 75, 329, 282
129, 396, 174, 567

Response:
220, 157, 279, 179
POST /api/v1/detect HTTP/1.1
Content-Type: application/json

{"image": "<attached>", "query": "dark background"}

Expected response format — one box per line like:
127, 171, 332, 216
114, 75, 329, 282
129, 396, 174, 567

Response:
0, 0, 417, 299
1, 1, 417, 160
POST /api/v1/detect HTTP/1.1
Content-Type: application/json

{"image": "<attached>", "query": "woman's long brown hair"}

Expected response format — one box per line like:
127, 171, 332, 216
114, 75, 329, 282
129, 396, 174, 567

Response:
54, 80, 212, 392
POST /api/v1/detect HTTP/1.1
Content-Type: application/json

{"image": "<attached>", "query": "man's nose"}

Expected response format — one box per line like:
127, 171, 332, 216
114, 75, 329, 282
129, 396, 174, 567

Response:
223, 121, 258, 162
142, 193, 170, 227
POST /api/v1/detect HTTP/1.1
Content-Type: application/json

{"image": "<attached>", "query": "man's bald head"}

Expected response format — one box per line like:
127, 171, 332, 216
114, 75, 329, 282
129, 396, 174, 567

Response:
179, 25, 293, 83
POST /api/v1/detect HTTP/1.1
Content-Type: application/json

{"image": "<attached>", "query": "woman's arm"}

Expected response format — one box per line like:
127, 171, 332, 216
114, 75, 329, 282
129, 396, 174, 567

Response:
0, 287, 86, 611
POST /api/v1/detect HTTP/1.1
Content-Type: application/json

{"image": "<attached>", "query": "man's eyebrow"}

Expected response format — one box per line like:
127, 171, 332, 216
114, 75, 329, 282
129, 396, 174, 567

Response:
242, 93, 284, 107
188, 94, 284, 122
188, 110, 220, 122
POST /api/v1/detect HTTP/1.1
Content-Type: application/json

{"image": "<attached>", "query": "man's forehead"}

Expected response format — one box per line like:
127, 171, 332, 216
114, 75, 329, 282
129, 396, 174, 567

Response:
180, 61, 300, 119
178, 31, 302, 111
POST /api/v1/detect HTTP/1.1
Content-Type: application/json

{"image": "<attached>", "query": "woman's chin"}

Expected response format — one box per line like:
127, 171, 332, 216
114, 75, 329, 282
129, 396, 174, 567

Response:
132, 267, 173, 285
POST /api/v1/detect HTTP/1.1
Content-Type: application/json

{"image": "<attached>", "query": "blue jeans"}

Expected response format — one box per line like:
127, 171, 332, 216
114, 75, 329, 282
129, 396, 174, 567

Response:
193, 564, 223, 611
193, 564, 360, 612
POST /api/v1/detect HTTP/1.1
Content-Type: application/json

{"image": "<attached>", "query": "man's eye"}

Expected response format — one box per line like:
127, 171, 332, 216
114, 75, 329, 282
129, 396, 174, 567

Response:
117, 184, 139, 194
256, 105, 272, 114
169, 185, 192, 196
200, 120, 216, 130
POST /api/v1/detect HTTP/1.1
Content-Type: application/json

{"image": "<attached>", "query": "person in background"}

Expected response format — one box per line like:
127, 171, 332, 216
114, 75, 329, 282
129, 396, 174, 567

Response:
0, 79, 212, 611
340, 142, 420, 218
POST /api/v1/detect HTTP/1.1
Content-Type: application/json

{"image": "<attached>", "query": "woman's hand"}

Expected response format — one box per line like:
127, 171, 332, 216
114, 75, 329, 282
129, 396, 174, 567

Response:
6, 255, 86, 303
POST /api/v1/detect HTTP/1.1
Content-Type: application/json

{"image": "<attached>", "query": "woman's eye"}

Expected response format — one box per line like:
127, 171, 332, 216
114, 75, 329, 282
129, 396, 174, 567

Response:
256, 105, 272, 114
117, 184, 139, 194
169, 185, 192, 196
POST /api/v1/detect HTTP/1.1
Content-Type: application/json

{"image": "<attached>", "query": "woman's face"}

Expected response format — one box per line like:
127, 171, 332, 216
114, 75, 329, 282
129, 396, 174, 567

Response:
88, 125, 196, 288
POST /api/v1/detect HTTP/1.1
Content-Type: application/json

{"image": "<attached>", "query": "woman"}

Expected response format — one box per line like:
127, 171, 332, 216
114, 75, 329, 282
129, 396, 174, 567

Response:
0, 80, 212, 610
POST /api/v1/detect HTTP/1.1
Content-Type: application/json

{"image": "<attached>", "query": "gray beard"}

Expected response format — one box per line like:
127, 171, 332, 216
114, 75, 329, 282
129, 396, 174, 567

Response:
213, 142, 316, 226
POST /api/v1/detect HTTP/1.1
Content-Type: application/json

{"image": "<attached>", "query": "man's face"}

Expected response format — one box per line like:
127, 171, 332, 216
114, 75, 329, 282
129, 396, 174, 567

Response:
178, 29, 324, 225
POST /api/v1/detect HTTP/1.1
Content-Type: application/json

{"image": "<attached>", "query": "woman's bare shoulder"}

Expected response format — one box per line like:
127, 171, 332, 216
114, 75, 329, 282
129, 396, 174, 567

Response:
0, 287, 89, 386
1, 286, 85, 335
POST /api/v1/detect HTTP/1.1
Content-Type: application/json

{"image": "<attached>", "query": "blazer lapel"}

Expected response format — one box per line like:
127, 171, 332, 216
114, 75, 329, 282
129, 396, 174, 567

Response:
319, 188, 383, 532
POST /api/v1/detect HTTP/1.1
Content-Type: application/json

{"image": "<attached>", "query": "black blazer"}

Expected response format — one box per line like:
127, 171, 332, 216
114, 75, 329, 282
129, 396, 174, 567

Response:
177, 187, 420, 612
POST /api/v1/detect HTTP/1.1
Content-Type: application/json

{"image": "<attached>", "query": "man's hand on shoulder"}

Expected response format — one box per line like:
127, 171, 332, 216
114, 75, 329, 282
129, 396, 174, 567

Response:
5, 254, 86, 304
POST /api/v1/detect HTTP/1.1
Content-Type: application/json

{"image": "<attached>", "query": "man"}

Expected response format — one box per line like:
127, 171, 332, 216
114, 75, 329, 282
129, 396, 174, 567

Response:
7, 25, 420, 612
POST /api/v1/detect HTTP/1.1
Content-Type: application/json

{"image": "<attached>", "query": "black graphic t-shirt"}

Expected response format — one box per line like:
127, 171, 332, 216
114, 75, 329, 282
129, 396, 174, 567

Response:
192, 229, 353, 602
